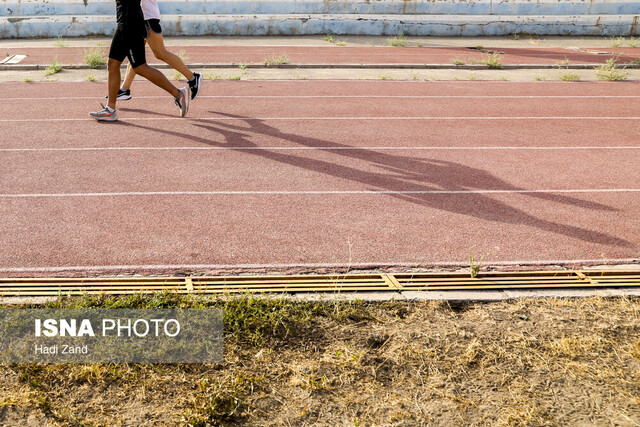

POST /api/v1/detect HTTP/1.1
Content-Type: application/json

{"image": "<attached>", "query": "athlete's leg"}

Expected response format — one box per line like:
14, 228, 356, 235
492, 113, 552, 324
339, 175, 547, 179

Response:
107, 58, 123, 110
122, 61, 136, 91
133, 63, 180, 98
147, 30, 194, 80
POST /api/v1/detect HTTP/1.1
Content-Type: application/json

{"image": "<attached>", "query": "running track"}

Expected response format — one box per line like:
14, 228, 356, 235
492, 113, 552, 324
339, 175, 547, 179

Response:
1, 80, 639, 277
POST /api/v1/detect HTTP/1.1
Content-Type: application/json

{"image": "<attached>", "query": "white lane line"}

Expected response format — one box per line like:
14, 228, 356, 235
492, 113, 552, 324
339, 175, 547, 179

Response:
6, 95, 640, 100
2, 189, 640, 198
1, 116, 639, 123
2, 146, 640, 153
0, 259, 638, 274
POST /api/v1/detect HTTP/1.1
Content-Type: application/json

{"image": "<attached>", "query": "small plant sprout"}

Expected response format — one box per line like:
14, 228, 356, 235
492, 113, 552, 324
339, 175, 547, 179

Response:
238, 63, 247, 71
534, 76, 546, 81
387, 33, 408, 47
263, 54, 290, 66
23, 77, 33, 83
173, 71, 182, 81
83, 48, 106, 68
468, 246, 500, 278
629, 37, 640, 48
86, 73, 96, 82
45, 58, 63, 76
512, 34, 520, 40
560, 72, 580, 82
452, 58, 466, 66
54, 36, 68, 47
379, 74, 391, 80
480, 53, 503, 69
415, 42, 424, 47
555, 59, 570, 69
596, 58, 629, 81
323, 35, 335, 44
610, 37, 625, 47
227, 74, 242, 81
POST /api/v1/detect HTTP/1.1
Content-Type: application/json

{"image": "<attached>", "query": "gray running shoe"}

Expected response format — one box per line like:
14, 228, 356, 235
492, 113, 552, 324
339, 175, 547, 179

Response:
89, 103, 118, 121
175, 87, 189, 117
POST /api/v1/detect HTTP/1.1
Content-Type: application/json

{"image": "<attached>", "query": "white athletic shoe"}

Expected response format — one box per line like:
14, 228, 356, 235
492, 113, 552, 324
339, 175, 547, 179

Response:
89, 103, 118, 121
175, 87, 189, 117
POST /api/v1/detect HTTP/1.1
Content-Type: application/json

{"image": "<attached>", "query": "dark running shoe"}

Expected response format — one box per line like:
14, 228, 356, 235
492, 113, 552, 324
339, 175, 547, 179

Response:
189, 72, 203, 100
104, 88, 131, 101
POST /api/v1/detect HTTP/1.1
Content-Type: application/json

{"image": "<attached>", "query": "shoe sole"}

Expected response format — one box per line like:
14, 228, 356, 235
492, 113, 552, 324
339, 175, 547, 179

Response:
104, 94, 131, 101
89, 113, 118, 122
180, 88, 189, 117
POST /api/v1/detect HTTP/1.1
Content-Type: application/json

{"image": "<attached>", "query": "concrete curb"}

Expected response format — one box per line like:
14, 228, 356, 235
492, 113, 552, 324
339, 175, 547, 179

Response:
3, 0, 639, 17
2, 14, 639, 38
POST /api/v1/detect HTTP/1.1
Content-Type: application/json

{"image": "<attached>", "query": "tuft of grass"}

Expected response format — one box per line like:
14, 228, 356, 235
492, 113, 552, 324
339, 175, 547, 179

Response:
469, 246, 500, 278
629, 37, 640, 48
560, 72, 580, 81
379, 74, 391, 80
555, 58, 570, 69
610, 37, 625, 47
534, 76, 546, 81
83, 48, 106, 69
468, 73, 478, 81
480, 53, 503, 69
452, 58, 466, 66
238, 63, 247, 71
204, 72, 222, 80
173, 71, 182, 81
596, 58, 629, 81
23, 77, 33, 83
227, 74, 242, 81
324, 34, 347, 46
54, 36, 67, 48
415, 42, 424, 47
387, 33, 408, 47
633, 59, 640, 66
86, 73, 96, 82
45, 58, 63, 76
512, 34, 520, 40
263, 54, 290, 66
469, 251, 483, 278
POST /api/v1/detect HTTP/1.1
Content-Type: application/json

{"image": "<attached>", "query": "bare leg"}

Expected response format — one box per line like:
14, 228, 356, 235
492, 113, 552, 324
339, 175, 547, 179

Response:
147, 31, 194, 80
133, 63, 180, 98
107, 58, 122, 110
122, 61, 136, 91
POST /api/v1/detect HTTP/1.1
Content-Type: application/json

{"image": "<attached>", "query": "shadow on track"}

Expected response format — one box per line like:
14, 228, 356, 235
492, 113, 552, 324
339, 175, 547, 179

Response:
116, 113, 632, 248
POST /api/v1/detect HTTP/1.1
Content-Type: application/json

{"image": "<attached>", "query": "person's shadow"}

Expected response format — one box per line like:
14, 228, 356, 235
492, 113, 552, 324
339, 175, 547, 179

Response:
117, 112, 631, 248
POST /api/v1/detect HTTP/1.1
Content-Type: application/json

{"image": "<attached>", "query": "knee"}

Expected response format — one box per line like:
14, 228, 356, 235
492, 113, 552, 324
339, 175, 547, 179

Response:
133, 64, 150, 76
152, 49, 167, 61
107, 59, 120, 72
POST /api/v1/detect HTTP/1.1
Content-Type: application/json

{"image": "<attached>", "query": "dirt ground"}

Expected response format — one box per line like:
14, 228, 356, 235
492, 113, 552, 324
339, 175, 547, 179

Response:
1, 295, 639, 426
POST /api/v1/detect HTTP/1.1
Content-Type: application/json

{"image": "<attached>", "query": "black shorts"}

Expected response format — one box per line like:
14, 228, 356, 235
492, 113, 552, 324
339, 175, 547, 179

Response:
108, 27, 146, 68
145, 19, 162, 36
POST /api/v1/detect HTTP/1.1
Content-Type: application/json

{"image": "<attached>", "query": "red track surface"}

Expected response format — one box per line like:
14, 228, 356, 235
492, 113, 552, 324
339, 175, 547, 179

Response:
6, 46, 640, 66
1, 80, 639, 276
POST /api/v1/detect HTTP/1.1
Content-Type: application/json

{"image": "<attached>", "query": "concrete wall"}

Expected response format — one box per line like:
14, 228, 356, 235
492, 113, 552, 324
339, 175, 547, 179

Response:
1, 0, 639, 38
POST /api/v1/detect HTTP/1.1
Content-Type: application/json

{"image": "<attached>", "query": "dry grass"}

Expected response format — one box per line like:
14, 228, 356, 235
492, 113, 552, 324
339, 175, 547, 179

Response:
1, 295, 639, 426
